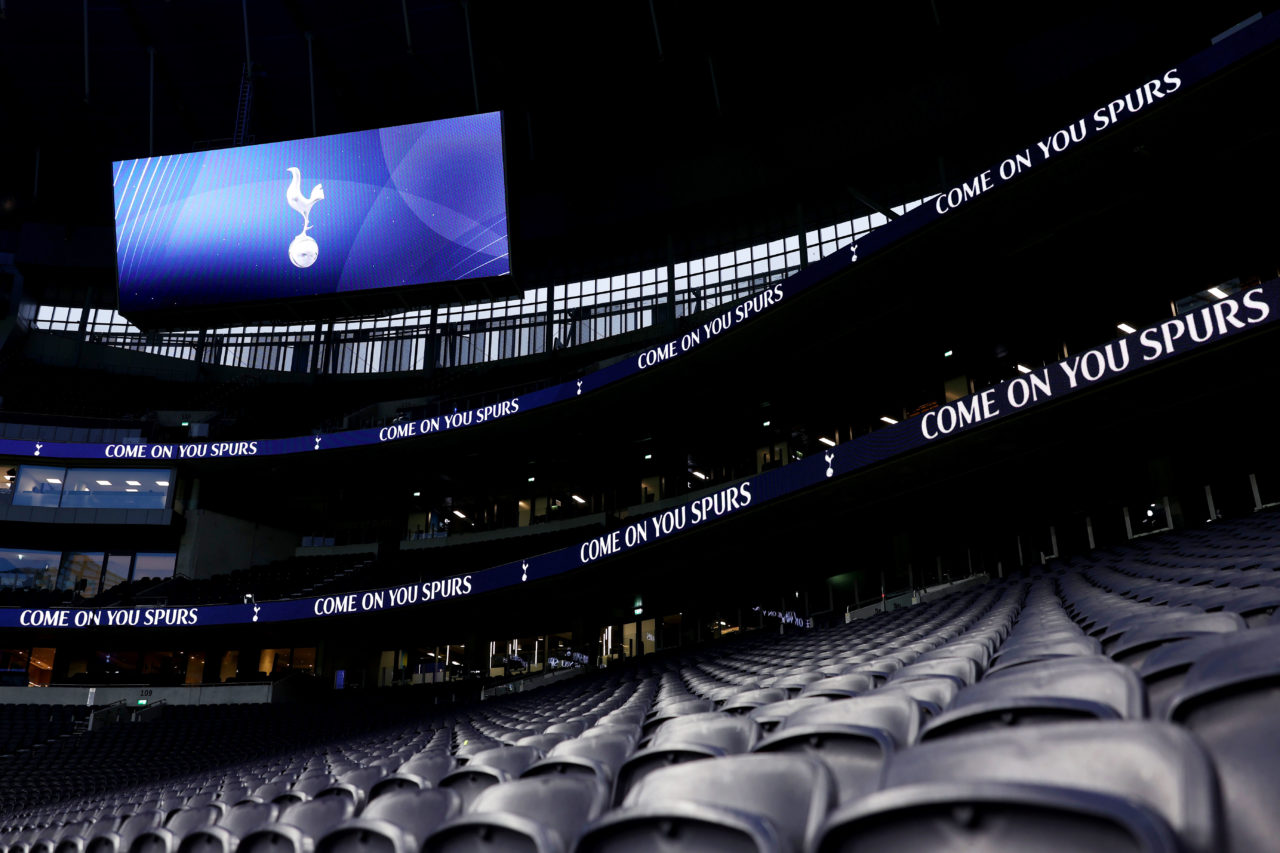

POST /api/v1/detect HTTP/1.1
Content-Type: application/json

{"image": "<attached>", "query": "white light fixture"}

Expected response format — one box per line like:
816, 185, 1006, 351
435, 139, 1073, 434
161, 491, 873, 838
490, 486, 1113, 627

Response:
819, 437, 836, 447
1015, 364, 1032, 375
571, 494, 586, 504
527, 476, 536, 483
944, 350, 954, 357
96, 480, 112, 486
692, 470, 707, 480
46, 478, 62, 484
643, 454, 652, 460
125, 488, 138, 493
125, 480, 141, 486
880, 416, 898, 425
1207, 286, 1228, 299
452, 510, 466, 519
156, 480, 170, 487
762, 420, 772, 428
1117, 323, 1136, 334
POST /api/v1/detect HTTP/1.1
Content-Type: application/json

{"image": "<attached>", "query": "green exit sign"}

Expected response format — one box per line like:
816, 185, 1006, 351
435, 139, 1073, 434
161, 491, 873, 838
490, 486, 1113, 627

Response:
136, 699, 148, 706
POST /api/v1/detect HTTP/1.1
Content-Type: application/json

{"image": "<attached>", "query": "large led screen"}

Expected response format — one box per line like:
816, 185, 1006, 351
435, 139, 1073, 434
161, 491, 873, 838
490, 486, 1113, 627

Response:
113, 112, 508, 315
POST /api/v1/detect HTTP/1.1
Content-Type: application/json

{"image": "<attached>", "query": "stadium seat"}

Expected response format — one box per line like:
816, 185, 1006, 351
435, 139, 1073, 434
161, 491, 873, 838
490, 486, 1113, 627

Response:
577, 753, 837, 853
315, 789, 459, 853
520, 732, 633, 785
237, 798, 355, 853
424, 774, 607, 853
814, 722, 1223, 853
1166, 626, 1280, 853
439, 748, 543, 812
612, 713, 760, 805
177, 802, 278, 853
129, 807, 223, 853
919, 656, 1146, 741
753, 690, 921, 802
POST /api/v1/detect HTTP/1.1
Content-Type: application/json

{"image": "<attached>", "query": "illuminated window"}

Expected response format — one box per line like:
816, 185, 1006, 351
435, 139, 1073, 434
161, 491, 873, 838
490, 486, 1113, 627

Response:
0, 550, 60, 591
12, 466, 66, 508
57, 553, 104, 598
60, 468, 173, 510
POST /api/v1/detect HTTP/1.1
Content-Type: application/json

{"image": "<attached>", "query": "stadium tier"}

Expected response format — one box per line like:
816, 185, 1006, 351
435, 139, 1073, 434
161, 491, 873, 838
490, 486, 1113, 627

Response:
2, 3, 1280, 852
0, 510, 1279, 849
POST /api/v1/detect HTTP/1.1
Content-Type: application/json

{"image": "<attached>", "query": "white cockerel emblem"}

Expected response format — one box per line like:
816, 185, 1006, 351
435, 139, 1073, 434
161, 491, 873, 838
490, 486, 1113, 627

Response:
286, 167, 324, 268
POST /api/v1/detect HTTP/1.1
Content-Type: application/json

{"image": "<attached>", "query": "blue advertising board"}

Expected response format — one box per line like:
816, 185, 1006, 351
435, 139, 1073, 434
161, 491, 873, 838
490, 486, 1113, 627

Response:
114, 112, 509, 313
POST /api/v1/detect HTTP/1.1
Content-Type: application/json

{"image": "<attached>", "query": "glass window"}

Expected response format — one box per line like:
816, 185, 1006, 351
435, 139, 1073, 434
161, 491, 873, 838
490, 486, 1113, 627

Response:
0, 649, 30, 686
292, 648, 317, 673
58, 553, 104, 597
0, 549, 60, 590
101, 554, 133, 591
13, 466, 66, 507
28, 648, 54, 687
61, 468, 172, 510
185, 652, 206, 685
132, 553, 176, 581
220, 651, 239, 683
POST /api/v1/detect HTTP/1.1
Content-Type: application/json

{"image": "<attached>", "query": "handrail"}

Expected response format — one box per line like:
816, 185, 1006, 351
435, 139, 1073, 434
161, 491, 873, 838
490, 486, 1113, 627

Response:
131, 698, 167, 722
86, 698, 129, 732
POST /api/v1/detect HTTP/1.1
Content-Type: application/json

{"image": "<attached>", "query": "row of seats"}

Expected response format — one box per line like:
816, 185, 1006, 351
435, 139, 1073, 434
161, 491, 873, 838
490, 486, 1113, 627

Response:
0, 509, 1278, 851
0, 706, 84, 758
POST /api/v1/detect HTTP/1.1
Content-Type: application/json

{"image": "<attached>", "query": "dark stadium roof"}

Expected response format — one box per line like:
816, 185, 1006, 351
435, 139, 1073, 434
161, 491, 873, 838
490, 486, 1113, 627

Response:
1, 0, 1273, 291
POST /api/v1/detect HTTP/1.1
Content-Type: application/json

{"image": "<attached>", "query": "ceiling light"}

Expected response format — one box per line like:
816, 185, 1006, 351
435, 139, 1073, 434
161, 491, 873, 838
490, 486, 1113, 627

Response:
762, 420, 771, 427
413, 491, 421, 497
46, 478, 62, 485
943, 350, 953, 357
643, 454, 652, 460
527, 476, 535, 483
1015, 364, 1032, 374
1207, 286, 1228, 299
571, 494, 586, 504
1117, 323, 1136, 334
692, 470, 707, 480
96, 480, 112, 486
125, 480, 141, 486
126, 488, 138, 493
880, 416, 898, 425
453, 510, 466, 519
819, 437, 836, 447
156, 480, 170, 487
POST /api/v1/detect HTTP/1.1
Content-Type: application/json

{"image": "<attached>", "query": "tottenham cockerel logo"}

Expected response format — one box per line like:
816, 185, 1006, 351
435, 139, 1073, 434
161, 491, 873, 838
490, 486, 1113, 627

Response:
286, 167, 324, 268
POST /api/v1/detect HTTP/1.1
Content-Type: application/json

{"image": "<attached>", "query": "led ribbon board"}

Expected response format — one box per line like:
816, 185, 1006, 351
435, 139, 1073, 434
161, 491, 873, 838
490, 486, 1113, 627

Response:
5, 277, 1279, 630
17, 11, 1280, 464
113, 112, 508, 315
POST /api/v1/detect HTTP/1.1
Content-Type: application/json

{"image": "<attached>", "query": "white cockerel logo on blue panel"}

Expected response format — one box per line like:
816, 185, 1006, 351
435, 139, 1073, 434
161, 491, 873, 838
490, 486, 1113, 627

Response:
286, 167, 324, 268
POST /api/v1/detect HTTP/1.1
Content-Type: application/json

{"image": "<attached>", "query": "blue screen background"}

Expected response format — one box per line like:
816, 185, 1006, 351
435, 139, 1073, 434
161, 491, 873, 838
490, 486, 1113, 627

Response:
113, 112, 508, 312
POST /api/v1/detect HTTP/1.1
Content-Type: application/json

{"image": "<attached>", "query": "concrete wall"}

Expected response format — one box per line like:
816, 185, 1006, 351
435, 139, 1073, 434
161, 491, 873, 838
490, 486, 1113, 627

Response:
176, 508, 297, 580
0, 682, 273, 706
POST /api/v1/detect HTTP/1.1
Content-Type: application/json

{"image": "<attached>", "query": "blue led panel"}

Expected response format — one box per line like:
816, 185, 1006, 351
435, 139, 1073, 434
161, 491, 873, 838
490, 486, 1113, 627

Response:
113, 112, 508, 313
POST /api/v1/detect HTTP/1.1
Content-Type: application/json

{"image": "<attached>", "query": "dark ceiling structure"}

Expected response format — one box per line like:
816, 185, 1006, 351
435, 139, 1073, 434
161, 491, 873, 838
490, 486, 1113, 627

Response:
1, 0, 1272, 295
